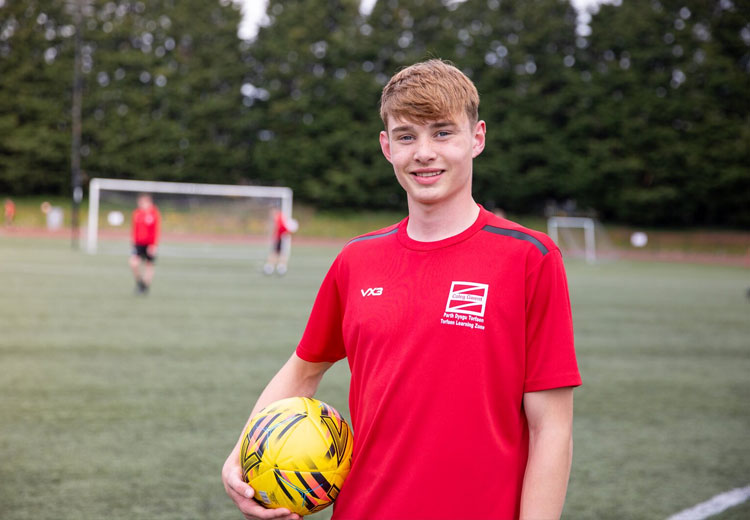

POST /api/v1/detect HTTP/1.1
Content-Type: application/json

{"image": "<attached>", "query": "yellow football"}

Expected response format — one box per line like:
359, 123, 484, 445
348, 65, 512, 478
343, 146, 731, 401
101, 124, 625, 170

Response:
240, 397, 353, 515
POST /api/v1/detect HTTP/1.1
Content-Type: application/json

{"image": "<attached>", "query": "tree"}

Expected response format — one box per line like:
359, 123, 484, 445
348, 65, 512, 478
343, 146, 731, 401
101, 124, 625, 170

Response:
452, 0, 582, 215
82, 0, 249, 185
0, 0, 249, 194
0, 0, 74, 194
2, 0, 748, 226
365, 0, 457, 76
579, 0, 750, 225
245, 0, 396, 208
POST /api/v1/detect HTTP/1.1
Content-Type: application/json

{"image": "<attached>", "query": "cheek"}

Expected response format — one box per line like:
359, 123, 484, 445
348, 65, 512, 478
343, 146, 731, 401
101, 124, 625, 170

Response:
389, 149, 411, 170
443, 146, 470, 167
391, 167, 410, 192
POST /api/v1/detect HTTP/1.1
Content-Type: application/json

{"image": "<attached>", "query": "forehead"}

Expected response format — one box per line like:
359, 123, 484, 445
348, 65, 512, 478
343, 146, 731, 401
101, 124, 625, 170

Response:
386, 111, 471, 132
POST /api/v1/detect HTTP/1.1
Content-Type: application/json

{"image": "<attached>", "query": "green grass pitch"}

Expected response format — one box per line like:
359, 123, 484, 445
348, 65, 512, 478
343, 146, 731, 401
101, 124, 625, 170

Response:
1, 235, 748, 519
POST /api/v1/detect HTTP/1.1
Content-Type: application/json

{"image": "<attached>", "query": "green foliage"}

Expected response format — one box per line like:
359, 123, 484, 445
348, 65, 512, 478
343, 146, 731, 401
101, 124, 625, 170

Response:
0, 0, 248, 193
0, 0, 73, 194
244, 0, 396, 208
462, 0, 582, 214
577, 0, 750, 225
82, 0, 250, 185
1, 0, 748, 225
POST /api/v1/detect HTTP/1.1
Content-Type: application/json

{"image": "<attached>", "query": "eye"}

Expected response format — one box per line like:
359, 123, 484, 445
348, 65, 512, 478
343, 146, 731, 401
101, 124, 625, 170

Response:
397, 134, 415, 142
436, 130, 452, 138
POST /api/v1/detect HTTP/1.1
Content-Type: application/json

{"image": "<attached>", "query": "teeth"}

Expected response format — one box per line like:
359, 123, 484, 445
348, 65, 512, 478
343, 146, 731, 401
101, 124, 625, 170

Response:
414, 171, 441, 177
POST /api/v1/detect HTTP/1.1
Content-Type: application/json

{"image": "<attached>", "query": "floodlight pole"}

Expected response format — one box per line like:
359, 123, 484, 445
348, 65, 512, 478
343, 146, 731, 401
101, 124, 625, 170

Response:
70, 0, 84, 249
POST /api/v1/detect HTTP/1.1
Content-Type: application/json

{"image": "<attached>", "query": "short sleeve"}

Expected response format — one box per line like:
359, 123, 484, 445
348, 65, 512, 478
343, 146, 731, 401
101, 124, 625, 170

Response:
296, 257, 347, 363
524, 249, 581, 393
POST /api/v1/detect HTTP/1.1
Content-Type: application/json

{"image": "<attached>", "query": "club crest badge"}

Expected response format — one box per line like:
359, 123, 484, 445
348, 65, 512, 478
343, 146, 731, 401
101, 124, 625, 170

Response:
445, 281, 489, 317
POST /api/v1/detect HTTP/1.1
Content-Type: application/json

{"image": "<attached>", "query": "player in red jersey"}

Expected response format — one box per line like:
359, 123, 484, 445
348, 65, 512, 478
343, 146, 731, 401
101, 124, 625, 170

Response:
129, 193, 161, 294
4, 198, 15, 226
263, 208, 297, 276
223, 59, 581, 520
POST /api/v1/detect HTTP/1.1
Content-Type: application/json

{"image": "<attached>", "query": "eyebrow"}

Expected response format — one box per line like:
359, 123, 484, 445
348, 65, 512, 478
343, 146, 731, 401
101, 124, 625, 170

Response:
390, 120, 457, 134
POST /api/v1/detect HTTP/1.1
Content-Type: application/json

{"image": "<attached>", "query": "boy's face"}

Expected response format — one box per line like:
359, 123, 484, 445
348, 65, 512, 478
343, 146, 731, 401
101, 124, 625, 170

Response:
137, 196, 152, 209
379, 111, 485, 209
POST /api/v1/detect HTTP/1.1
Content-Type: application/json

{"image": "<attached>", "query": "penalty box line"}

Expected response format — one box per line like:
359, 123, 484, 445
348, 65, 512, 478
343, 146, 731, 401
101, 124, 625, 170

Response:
666, 484, 750, 520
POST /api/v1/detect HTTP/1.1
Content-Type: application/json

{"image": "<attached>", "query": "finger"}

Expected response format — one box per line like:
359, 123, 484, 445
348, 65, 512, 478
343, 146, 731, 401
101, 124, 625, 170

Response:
225, 471, 299, 520
226, 483, 295, 519
225, 482, 250, 505
239, 500, 298, 520
226, 470, 254, 499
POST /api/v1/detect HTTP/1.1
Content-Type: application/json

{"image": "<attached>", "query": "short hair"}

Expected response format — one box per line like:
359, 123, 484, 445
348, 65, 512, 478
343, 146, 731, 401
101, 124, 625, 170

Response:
379, 59, 479, 129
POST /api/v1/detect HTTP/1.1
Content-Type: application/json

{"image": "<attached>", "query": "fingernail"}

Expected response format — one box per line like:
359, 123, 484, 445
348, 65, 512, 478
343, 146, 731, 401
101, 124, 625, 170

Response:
244, 488, 253, 498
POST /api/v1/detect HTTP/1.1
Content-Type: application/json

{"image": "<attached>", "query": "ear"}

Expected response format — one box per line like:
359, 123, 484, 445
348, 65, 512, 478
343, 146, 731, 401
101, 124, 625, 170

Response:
471, 120, 486, 158
379, 130, 393, 163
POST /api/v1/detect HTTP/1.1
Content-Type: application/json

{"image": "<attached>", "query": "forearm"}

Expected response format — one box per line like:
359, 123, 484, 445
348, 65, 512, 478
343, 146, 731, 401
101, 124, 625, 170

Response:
231, 353, 331, 451
519, 428, 573, 520
223, 353, 325, 518
250, 356, 326, 416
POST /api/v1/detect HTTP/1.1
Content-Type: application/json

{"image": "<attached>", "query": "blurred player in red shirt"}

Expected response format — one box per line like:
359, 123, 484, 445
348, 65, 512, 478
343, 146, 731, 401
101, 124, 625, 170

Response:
263, 208, 297, 276
129, 193, 160, 294
4, 198, 15, 226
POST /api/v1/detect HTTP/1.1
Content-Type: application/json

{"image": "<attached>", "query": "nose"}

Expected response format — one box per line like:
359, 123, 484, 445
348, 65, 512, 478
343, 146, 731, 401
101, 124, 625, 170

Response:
413, 139, 436, 163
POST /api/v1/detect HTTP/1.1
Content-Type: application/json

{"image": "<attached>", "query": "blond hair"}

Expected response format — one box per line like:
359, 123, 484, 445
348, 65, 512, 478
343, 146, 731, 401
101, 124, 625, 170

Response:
379, 59, 479, 129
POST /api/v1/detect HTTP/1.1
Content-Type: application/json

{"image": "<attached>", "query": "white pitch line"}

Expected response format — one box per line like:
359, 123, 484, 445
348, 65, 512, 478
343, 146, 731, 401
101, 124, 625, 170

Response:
667, 485, 750, 520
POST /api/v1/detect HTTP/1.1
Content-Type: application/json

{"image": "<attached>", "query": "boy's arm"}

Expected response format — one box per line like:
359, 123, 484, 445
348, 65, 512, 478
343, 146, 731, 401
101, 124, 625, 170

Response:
519, 387, 575, 520
222, 352, 333, 520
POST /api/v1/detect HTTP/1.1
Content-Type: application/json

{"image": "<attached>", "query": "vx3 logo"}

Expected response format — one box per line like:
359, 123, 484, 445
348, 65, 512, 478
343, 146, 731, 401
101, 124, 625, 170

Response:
361, 287, 383, 297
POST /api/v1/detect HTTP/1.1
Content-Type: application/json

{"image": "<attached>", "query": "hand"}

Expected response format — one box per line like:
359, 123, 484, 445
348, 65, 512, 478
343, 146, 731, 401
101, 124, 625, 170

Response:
146, 244, 157, 257
222, 452, 300, 520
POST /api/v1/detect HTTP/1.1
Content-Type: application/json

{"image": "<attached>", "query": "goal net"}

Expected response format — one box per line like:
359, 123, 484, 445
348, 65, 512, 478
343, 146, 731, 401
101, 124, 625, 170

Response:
547, 216, 616, 263
86, 178, 293, 260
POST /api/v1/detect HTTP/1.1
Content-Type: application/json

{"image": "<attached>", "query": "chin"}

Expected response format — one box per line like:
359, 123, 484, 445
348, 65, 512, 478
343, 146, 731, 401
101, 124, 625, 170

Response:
409, 192, 448, 206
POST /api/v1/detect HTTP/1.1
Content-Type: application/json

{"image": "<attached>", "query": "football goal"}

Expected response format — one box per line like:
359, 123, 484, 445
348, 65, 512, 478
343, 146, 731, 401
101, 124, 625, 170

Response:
86, 178, 293, 259
547, 216, 610, 264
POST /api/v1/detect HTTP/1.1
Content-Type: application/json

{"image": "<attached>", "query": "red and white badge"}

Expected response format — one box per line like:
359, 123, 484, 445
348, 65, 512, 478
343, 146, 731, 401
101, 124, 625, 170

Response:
445, 281, 489, 317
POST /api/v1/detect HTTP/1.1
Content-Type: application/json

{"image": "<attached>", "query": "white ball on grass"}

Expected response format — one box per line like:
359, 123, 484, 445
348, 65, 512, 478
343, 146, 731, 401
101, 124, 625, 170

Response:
630, 231, 648, 248
107, 211, 125, 226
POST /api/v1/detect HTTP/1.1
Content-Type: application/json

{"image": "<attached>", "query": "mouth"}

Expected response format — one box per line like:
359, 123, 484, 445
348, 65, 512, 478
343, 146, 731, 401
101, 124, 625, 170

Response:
411, 169, 443, 178
409, 169, 444, 185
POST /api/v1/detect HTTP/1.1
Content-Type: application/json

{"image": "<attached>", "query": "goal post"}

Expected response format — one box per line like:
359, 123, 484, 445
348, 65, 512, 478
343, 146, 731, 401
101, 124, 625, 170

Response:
86, 178, 293, 255
547, 216, 597, 264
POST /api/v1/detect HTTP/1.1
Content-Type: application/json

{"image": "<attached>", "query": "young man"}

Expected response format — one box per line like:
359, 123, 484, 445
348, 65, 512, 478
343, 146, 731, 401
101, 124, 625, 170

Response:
223, 59, 581, 520
129, 193, 160, 294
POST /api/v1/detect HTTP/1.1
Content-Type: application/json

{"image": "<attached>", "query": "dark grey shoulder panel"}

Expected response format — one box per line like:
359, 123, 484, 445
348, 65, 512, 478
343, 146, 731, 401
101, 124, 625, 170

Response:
347, 227, 398, 245
481, 225, 549, 255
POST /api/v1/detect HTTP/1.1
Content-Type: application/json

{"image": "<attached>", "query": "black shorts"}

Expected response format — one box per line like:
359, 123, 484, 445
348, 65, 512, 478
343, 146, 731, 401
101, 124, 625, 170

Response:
274, 238, 283, 254
133, 244, 156, 262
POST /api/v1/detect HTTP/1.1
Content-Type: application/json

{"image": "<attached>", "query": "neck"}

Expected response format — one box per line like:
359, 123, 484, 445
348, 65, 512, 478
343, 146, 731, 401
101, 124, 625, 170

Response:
405, 197, 480, 242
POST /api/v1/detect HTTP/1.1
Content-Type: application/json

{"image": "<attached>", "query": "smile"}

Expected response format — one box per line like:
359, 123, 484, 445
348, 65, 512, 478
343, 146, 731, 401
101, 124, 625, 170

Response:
412, 170, 443, 177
